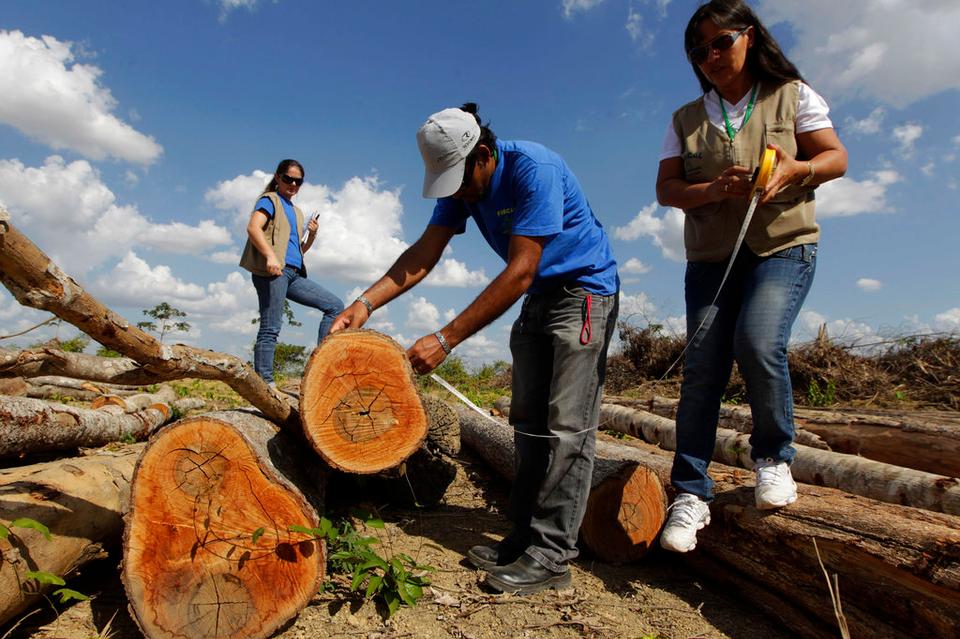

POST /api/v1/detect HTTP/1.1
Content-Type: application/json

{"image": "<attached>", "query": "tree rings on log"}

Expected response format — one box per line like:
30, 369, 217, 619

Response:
123, 412, 324, 639
299, 329, 428, 473
580, 462, 667, 563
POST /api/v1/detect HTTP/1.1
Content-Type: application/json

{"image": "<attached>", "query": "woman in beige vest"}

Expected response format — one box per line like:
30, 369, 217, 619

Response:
239, 159, 344, 387
655, 0, 847, 552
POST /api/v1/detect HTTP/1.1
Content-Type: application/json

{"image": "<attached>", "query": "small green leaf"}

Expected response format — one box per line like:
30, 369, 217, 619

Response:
52, 587, 89, 603
384, 590, 401, 617
11, 518, 51, 541
350, 570, 367, 592
25, 571, 65, 586
288, 524, 319, 536
365, 518, 385, 529
251, 527, 265, 544
364, 574, 383, 598
0, 524, 9, 540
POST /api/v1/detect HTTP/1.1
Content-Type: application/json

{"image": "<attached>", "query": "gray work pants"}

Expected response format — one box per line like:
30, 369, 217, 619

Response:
506, 285, 618, 572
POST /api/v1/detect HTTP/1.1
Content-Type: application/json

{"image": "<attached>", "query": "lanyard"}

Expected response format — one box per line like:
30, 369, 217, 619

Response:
720, 84, 758, 141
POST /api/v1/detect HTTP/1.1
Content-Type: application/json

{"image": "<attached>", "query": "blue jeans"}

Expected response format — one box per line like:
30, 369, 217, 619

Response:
672, 244, 816, 500
507, 286, 618, 572
251, 266, 344, 383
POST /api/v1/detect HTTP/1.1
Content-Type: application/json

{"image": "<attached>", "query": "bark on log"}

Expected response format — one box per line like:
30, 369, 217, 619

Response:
599, 403, 960, 515
638, 394, 960, 476
26, 383, 102, 402
0, 444, 142, 626
28, 375, 143, 393
0, 213, 294, 428
123, 410, 325, 639
455, 404, 667, 563
91, 385, 178, 413
299, 329, 428, 473
606, 395, 830, 450
0, 377, 28, 397
0, 396, 171, 457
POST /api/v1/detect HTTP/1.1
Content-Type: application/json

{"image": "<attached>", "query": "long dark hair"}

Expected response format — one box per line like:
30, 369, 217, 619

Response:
684, 0, 803, 94
263, 159, 305, 194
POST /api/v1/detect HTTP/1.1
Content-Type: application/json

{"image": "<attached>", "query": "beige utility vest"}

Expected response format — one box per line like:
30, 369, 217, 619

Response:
672, 81, 819, 263
239, 191, 306, 277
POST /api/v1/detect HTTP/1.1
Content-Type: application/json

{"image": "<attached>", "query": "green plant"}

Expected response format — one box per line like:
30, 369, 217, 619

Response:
807, 378, 837, 407
138, 302, 190, 343
95, 346, 123, 358
290, 513, 434, 617
1, 518, 89, 604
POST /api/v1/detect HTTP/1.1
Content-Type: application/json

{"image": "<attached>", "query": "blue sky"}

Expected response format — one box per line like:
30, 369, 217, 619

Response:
1, 0, 958, 366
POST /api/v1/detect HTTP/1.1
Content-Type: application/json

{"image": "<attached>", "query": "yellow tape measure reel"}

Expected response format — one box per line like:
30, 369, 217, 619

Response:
750, 147, 778, 198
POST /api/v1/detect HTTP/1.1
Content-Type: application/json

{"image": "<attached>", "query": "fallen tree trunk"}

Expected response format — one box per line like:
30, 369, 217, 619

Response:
0, 212, 294, 428
123, 410, 326, 639
494, 396, 960, 637
0, 444, 143, 626
26, 383, 102, 402
599, 403, 960, 515
455, 404, 667, 563
606, 395, 830, 450
0, 396, 172, 458
0, 377, 28, 396
299, 329, 428, 474
92, 385, 178, 413
639, 394, 960, 476
28, 375, 142, 394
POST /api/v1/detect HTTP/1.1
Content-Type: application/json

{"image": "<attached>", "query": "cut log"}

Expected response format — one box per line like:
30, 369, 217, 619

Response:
599, 403, 960, 515
454, 404, 667, 563
91, 385, 178, 413
0, 444, 142, 626
638, 394, 960, 476
26, 383, 102, 402
28, 375, 142, 394
123, 410, 325, 639
494, 395, 960, 637
299, 329, 428, 473
0, 376, 28, 396
0, 396, 171, 457
0, 212, 293, 428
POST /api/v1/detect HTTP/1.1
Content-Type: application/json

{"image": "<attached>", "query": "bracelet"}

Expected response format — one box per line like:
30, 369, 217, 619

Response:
798, 161, 815, 187
355, 294, 374, 315
433, 331, 452, 355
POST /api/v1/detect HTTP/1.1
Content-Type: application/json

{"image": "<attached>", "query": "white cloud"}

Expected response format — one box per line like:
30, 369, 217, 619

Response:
455, 330, 509, 365
209, 250, 241, 265
796, 309, 879, 345
620, 257, 651, 275
562, 0, 605, 19
892, 123, 923, 157
406, 296, 442, 333
205, 172, 486, 286
815, 170, 899, 218
0, 30, 162, 164
613, 202, 685, 262
219, 0, 259, 20
625, 6, 653, 47
618, 291, 657, 323
856, 278, 882, 292
758, 1, 960, 107
91, 253, 256, 318
425, 258, 490, 287
843, 107, 885, 136
934, 308, 960, 333
209, 310, 259, 336
124, 170, 140, 186
0, 156, 231, 274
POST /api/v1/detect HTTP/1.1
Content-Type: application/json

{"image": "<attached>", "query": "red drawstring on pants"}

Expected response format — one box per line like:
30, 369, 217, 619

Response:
580, 294, 593, 345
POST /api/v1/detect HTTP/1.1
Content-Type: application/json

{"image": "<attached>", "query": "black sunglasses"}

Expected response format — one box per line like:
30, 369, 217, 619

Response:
279, 174, 304, 187
688, 27, 749, 64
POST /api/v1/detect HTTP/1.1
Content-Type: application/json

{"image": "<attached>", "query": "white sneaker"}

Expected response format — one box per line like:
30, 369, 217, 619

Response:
754, 458, 797, 510
660, 493, 711, 553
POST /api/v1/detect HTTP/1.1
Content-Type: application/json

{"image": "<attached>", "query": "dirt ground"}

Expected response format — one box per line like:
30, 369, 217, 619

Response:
5, 441, 794, 639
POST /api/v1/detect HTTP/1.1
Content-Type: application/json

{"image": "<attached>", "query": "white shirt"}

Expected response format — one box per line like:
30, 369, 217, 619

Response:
658, 82, 833, 162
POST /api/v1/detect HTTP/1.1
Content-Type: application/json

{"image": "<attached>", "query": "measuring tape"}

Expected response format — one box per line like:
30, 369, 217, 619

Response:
660, 146, 778, 379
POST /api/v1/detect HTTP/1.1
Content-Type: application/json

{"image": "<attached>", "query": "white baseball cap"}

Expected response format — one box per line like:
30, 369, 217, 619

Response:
417, 108, 481, 198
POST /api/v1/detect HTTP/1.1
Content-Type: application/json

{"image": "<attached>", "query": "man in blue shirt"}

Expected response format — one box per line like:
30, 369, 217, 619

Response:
331, 104, 619, 595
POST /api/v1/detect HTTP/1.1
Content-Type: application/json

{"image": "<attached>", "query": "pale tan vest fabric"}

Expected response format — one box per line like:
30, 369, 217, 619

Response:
672, 81, 819, 263
239, 191, 305, 276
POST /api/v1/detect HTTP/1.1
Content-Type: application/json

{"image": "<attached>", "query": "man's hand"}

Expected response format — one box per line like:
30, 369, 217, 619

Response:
330, 300, 369, 333
407, 332, 448, 375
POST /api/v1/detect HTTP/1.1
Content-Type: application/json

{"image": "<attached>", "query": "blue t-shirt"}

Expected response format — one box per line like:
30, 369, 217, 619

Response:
256, 195, 302, 270
430, 139, 619, 295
